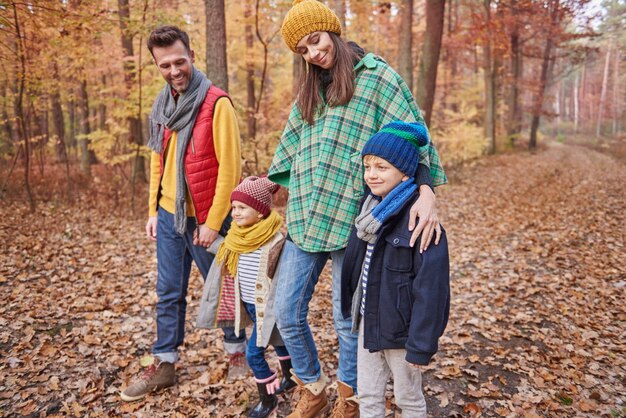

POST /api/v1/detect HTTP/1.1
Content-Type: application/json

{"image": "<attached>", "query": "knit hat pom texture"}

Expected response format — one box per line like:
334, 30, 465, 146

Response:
281, 0, 341, 52
230, 176, 280, 218
361, 121, 430, 177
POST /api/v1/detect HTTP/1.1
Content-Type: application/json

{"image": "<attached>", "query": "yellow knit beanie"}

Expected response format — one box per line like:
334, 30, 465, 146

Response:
281, 0, 342, 52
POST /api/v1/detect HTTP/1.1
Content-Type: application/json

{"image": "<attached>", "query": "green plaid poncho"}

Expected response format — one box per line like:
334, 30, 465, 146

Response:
268, 53, 447, 253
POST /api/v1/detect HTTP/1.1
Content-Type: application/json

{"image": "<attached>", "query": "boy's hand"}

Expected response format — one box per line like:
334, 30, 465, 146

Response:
408, 185, 441, 252
407, 362, 422, 370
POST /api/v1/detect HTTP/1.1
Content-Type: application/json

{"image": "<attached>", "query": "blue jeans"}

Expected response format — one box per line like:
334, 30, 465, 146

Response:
274, 240, 357, 390
153, 207, 245, 363
243, 302, 289, 380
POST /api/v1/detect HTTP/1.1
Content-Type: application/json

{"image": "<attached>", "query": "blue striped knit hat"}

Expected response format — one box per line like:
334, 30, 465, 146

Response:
361, 121, 429, 177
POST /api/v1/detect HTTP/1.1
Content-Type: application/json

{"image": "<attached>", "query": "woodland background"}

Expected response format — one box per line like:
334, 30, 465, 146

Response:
0, 0, 624, 417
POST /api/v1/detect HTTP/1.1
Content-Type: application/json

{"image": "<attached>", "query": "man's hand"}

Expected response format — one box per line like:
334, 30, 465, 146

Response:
193, 224, 219, 248
408, 185, 441, 252
146, 216, 158, 241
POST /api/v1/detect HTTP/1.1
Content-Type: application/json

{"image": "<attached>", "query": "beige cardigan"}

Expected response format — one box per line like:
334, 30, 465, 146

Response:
196, 232, 286, 348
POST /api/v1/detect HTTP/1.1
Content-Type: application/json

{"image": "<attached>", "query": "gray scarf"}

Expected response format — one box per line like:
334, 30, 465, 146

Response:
354, 195, 381, 244
148, 67, 211, 235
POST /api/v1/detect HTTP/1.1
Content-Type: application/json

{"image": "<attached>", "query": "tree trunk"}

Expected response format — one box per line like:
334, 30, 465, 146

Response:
450, 0, 459, 112
118, 0, 146, 182
67, 97, 76, 152
416, 0, 446, 127
483, 0, 496, 154
99, 77, 108, 132
50, 75, 72, 197
332, 0, 346, 32
12, 2, 34, 210
507, 1, 522, 142
77, 78, 92, 176
245, 0, 256, 142
580, 57, 588, 130
529, 1, 557, 150
573, 73, 579, 133
612, 48, 621, 135
1, 82, 16, 143
292, 55, 301, 99
397, 0, 414, 91
596, 41, 611, 138
205, 0, 229, 91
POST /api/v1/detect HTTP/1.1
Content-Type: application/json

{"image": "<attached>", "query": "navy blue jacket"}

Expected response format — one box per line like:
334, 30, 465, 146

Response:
341, 191, 450, 365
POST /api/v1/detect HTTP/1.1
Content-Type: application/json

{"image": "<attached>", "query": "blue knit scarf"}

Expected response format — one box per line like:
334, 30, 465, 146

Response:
354, 180, 417, 244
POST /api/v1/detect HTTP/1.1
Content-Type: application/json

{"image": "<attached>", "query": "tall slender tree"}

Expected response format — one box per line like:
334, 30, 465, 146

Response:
205, 0, 229, 91
529, 0, 558, 149
506, 0, 523, 142
416, 0, 446, 126
397, 0, 414, 91
11, 1, 34, 210
118, 0, 146, 182
483, 0, 496, 154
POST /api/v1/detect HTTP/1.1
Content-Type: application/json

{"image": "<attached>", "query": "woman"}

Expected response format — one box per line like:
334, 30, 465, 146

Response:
268, 1, 447, 416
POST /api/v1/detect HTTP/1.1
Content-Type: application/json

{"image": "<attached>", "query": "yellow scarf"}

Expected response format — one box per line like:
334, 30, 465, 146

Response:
216, 211, 283, 276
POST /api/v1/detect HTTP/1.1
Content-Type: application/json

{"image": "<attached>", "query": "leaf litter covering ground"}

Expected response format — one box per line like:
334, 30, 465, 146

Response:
0, 142, 624, 417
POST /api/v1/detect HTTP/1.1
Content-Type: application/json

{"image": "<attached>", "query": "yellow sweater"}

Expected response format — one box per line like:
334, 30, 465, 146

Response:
148, 98, 241, 231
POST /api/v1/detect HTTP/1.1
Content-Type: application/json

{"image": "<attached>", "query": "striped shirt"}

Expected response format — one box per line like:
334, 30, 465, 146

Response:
238, 249, 262, 304
359, 243, 375, 316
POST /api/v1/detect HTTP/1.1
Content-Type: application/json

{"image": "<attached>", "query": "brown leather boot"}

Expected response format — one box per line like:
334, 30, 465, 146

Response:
287, 370, 330, 418
329, 381, 359, 418
120, 357, 175, 401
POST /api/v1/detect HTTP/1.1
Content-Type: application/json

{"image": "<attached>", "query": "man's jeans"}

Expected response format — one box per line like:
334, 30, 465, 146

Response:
153, 207, 245, 363
274, 240, 358, 390
243, 302, 290, 380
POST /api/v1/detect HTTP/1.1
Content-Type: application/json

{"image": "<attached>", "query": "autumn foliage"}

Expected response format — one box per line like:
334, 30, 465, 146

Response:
0, 0, 624, 417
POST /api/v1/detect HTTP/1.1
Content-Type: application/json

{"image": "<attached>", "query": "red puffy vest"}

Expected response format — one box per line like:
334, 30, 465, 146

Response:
159, 85, 230, 225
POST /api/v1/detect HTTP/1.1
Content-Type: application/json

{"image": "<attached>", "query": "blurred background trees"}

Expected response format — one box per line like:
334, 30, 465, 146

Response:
0, 0, 622, 208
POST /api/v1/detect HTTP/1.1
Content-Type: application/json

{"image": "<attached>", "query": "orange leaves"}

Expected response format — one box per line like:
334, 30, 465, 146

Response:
1, 145, 624, 416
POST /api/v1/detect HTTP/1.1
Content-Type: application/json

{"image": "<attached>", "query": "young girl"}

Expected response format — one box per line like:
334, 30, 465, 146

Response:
197, 176, 295, 418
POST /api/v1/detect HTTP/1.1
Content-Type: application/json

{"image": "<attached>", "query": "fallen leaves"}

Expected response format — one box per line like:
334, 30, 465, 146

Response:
1, 143, 624, 416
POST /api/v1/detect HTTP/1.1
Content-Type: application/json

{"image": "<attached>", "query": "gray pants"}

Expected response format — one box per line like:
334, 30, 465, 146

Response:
357, 319, 427, 418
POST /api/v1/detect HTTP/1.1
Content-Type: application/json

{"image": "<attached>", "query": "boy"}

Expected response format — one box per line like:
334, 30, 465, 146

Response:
341, 121, 450, 417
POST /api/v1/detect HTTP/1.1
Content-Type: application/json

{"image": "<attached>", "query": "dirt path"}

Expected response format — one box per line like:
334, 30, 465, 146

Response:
1, 142, 624, 417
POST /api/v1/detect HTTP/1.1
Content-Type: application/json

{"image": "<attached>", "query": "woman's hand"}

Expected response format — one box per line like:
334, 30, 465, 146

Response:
408, 185, 441, 252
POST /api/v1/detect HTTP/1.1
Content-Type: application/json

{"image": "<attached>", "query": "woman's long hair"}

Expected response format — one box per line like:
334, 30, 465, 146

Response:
295, 33, 359, 125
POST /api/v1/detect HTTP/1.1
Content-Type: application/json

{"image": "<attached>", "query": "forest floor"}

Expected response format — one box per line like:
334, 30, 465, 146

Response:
1, 140, 624, 417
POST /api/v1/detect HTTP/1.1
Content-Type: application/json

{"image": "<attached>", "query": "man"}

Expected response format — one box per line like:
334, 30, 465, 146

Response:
121, 25, 247, 402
